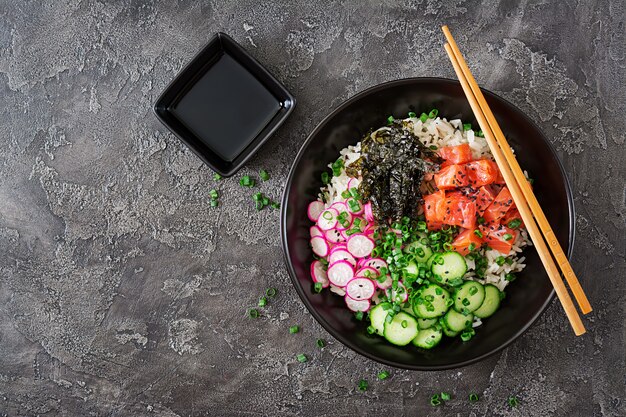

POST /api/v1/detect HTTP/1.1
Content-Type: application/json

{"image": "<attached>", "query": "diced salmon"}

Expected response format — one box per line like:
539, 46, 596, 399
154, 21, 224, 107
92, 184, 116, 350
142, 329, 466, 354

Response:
434, 164, 469, 190
483, 187, 514, 224
479, 223, 518, 254
465, 159, 499, 187
501, 208, 524, 229
452, 228, 483, 256
423, 190, 446, 230
442, 193, 476, 230
473, 185, 498, 216
438, 143, 473, 165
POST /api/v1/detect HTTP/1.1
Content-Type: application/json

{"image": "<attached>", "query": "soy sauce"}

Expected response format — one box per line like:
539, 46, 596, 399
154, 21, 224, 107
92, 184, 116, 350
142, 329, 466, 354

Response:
172, 54, 280, 162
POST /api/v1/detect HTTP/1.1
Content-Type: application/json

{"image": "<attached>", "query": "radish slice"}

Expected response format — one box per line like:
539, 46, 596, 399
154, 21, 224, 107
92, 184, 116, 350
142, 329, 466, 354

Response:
345, 296, 370, 312
327, 260, 354, 287
310, 225, 324, 238
363, 202, 374, 222
376, 274, 393, 289
346, 178, 359, 190
307, 201, 325, 222
351, 217, 368, 232
317, 208, 338, 231
329, 243, 347, 253
328, 250, 356, 267
346, 277, 376, 300
330, 203, 352, 230
310, 260, 329, 288
346, 234, 375, 258
310, 236, 329, 257
356, 258, 368, 269
354, 266, 379, 279
363, 226, 375, 238
364, 258, 387, 272
330, 285, 346, 296
324, 229, 345, 243
386, 282, 408, 303
345, 197, 364, 215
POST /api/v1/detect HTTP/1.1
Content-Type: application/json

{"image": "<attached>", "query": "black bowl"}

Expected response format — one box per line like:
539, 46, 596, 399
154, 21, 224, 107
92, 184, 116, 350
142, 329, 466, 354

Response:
280, 78, 574, 370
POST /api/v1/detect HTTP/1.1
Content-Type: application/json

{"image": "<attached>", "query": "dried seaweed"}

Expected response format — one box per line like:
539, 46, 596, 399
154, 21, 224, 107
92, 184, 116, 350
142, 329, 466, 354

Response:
358, 121, 441, 222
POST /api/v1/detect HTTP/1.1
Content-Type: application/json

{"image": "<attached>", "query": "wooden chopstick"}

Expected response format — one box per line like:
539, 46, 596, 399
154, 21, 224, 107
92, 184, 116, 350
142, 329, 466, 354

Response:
441, 29, 587, 335
441, 26, 592, 316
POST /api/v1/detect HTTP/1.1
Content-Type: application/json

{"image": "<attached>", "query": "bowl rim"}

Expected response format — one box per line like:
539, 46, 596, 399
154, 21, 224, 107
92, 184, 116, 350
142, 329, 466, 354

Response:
280, 77, 575, 371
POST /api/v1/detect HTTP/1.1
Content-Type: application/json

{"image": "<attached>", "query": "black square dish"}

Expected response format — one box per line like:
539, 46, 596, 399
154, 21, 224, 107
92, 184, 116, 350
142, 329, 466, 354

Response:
154, 32, 295, 177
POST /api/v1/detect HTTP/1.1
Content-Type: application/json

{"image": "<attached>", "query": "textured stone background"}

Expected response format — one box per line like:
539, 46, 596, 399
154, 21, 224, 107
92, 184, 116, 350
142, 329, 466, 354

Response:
0, 1, 624, 416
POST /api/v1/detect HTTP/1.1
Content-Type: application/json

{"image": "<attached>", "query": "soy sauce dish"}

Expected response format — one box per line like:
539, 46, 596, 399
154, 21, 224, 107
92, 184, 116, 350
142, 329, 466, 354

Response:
280, 78, 575, 370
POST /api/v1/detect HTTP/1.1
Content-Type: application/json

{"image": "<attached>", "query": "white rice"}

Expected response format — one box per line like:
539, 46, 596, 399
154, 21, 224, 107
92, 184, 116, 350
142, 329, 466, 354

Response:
318, 116, 531, 291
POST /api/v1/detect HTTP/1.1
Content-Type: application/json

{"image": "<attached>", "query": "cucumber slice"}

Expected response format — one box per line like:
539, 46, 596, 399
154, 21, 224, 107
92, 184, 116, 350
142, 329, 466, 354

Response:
404, 241, 433, 263
431, 251, 467, 286
401, 302, 416, 317
383, 312, 419, 346
454, 281, 486, 313
440, 319, 460, 337
443, 308, 474, 332
412, 284, 451, 318
417, 317, 438, 329
403, 260, 419, 278
369, 302, 392, 336
473, 285, 502, 318
411, 325, 443, 349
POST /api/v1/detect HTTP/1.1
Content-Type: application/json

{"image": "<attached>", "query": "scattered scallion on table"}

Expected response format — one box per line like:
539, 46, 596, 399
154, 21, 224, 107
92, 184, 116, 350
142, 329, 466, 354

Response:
296, 354, 307, 363
289, 325, 300, 334
316, 339, 326, 348
430, 394, 441, 406
377, 370, 390, 380
258, 297, 267, 307
248, 308, 260, 318
440, 392, 451, 401
469, 393, 479, 403
259, 169, 270, 181
266, 288, 277, 298
357, 379, 368, 392
508, 396, 519, 407
213, 172, 222, 181
239, 175, 255, 187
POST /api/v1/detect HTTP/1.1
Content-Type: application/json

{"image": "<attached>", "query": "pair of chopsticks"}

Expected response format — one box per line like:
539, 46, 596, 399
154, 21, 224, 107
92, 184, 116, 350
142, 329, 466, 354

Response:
441, 26, 591, 336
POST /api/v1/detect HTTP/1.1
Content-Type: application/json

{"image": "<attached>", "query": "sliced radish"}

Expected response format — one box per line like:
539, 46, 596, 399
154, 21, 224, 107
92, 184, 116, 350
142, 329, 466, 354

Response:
346, 277, 376, 300
356, 258, 368, 269
310, 236, 329, 257
363, 225, 375, 238
354, 266, 379, 279
307, 201, 325, 222
328, 250, 356, 267
330, 285, 346, 296
317, 208, 338, 231
310, 260, 329, 288
327, 260, 354, 287
345, 197, 364, 215
346, 178, 360, 190
324, 228, 345, 243
376, 274, 393, 289
310, 225, 323, 238
364, 202, 374, 222
329, 243, 347, 253
330, 202, 352, 230
386, 282, 408, 303
346, 234, 375, 258
364, 258, 387, 272
345, 296, 371, 312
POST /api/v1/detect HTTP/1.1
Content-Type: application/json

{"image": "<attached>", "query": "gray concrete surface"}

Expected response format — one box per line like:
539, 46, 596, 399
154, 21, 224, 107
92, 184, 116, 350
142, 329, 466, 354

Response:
0, 1, 624, 416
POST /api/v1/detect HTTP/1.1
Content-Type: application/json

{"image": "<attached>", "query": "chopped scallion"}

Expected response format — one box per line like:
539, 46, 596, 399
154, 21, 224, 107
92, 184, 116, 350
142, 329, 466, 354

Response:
296, 353, 308, 363
259, 169, 270, 181
289, 325, 300, 334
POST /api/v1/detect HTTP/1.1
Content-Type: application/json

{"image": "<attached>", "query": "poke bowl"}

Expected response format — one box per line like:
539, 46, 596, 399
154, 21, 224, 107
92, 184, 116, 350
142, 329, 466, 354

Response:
280, 78, 574, 370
